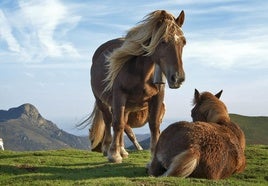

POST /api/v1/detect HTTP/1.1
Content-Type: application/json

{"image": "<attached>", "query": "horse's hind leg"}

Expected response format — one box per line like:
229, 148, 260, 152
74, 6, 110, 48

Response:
96, 99, 112, 156
124, 124, 143, 150
162, 149, 199, 177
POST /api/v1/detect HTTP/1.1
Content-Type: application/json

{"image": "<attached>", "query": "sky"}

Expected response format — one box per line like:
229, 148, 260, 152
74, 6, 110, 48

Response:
0, 0, 267, 136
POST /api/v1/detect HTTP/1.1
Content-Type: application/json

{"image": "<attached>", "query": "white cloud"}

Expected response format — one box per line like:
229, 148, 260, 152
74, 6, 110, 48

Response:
184, 20, 268, 69
185, 36, 268, 69
0, 0, 81, 63
0, 10, 21, 52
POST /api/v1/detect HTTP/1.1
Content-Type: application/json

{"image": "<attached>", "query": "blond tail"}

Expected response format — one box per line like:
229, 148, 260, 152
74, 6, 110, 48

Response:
88, 104, 106, 151
162, 148, 199, 177
76, 103, 105, 151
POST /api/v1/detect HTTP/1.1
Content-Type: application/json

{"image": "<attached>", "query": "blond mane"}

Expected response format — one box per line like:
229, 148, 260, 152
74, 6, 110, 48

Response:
103, 10, 183, 92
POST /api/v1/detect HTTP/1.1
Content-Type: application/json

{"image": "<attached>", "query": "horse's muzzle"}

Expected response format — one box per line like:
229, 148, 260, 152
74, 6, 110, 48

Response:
168, 73, 185, 89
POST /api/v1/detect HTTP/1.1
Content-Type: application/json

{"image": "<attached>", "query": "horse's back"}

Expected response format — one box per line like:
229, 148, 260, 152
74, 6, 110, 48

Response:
92, 38, 124, 64
91, 38, 124, 98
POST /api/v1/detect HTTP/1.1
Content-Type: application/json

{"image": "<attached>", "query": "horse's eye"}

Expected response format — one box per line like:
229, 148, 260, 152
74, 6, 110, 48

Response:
182, 38, 186, 45
160, 40, 166, 45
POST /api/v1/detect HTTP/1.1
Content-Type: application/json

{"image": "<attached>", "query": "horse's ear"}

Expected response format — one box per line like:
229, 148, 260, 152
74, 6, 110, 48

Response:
215, 90, 223, 99
176, 10, 185, 27
194, 89, 200, 103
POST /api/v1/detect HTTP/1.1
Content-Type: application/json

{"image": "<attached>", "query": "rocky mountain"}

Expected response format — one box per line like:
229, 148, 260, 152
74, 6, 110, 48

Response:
0, 104, 89, 151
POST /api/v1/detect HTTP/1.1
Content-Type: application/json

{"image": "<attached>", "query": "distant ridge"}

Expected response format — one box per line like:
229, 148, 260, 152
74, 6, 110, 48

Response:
127, 114, 268, 150
0, 104, 89, 151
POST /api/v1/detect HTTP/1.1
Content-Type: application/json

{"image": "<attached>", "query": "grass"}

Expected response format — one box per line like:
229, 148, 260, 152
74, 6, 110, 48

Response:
0, 145, 267, 185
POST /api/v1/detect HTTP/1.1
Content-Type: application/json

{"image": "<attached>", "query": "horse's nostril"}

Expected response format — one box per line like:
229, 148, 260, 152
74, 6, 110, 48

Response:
171, 74, 178, 83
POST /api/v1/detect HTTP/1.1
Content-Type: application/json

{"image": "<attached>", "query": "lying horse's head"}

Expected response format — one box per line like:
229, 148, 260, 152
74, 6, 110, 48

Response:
191, 89, 230, 123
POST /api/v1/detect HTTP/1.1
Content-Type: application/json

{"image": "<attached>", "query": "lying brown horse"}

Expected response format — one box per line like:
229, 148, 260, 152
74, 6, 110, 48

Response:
148, 89, 246, 179
89, 103, 165, 152
81, 10, 186, 163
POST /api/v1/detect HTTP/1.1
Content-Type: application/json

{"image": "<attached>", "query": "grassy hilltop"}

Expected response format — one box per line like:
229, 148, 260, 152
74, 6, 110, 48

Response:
0, 145, 267, 185
230, 114, 268, 145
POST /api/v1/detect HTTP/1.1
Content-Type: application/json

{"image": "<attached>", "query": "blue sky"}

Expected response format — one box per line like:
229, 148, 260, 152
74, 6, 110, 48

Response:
0, 0, 267, 135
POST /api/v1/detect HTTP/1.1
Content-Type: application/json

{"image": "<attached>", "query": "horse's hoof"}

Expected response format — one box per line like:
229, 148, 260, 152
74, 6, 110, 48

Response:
107, 154, 123, 163
121, 152, 129, 158
120, 147, 129, 158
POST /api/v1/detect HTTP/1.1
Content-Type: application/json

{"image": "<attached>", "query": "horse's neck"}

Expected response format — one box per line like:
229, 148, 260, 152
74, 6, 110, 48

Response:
135, 56, 155, 81
124, 56, 159, 97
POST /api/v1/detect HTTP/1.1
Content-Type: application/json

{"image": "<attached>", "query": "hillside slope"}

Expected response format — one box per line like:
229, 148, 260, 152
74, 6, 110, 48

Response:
230, 114, 268, 145
0, 104, 89, 151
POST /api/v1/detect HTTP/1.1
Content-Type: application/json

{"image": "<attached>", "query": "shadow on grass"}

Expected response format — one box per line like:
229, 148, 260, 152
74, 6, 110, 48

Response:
0, 161, 148, 181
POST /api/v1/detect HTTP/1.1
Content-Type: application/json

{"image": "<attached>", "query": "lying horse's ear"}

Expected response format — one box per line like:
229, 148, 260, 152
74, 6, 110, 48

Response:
176, 10, 185, 27
194, 89, 200, 103
215, 90, 223, 99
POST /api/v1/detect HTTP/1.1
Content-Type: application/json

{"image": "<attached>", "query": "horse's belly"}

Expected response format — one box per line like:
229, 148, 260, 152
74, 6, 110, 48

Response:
125, 101, 149, 112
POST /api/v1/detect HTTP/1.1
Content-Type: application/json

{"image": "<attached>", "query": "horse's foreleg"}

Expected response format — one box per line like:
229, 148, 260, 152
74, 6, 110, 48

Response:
148, 85, 165, 159
108, 103, 127, 163
125, 124, 143, 150
119, 130, 129, 158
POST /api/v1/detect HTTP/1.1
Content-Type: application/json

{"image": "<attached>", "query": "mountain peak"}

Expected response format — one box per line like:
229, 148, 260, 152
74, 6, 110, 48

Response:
17, 103, 40, 119
0, 104, 90, 151
0, 103, 42, 122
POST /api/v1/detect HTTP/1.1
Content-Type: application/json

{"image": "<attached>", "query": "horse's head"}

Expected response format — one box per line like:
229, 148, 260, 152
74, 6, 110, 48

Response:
151, 10, 186, 88
104, 10, 186, 91
191, 89, 230, 123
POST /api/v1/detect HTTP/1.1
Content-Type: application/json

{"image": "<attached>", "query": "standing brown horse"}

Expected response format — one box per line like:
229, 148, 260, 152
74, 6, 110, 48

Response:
148, 89, 246, 179
85, 10, 186, 163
